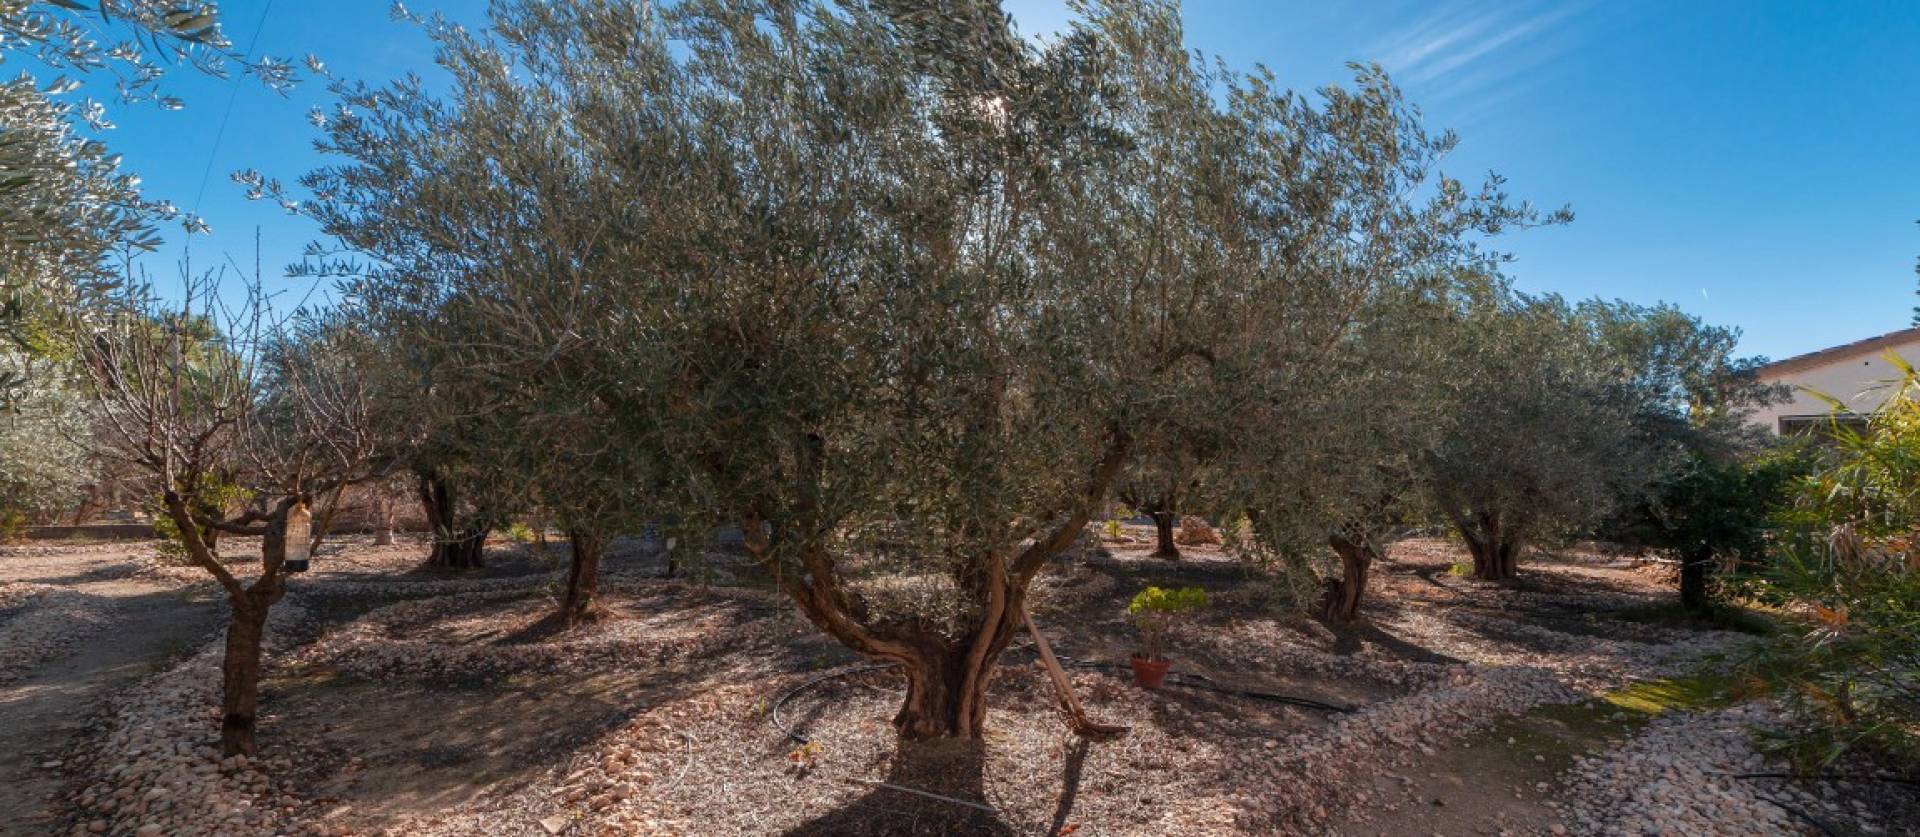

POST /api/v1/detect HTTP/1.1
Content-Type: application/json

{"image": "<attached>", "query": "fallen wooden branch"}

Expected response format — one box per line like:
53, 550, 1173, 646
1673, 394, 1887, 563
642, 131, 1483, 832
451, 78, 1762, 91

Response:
1023, 606, 1129, 740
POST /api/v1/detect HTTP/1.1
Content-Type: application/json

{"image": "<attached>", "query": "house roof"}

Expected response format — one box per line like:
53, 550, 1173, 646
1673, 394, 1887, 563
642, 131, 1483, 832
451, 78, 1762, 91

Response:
1756, 326, 1920, 378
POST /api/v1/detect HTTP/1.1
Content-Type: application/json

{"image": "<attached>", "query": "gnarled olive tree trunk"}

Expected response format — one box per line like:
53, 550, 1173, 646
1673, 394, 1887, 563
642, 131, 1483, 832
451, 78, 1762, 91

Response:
1445, 507, 1523, 581
743, 434, 1130, 740
1322, 533, 1381, 623
418, 472, 487, 569
562, 530, 605, 627
1150, 511, 1179, 560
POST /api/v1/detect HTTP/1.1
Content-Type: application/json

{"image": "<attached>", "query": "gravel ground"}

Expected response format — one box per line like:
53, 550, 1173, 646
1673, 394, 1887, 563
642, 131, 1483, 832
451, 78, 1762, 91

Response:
13, 534, 1912, 836
1559, 703, 1908, 836
0, 584, 116, 684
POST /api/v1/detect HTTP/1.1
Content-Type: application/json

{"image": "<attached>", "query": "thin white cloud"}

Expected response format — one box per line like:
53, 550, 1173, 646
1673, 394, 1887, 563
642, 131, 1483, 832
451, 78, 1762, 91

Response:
1366, 2, 1587, 103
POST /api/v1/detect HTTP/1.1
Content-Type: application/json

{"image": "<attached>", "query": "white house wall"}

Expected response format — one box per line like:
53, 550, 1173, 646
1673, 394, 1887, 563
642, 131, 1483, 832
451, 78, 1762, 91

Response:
1749, 336, 1920, 433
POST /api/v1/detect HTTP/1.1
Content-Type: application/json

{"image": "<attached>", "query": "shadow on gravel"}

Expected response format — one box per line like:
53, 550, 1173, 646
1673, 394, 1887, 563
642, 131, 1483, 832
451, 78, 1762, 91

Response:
1328, 621, 1464, 665
781, 738, 1016, 837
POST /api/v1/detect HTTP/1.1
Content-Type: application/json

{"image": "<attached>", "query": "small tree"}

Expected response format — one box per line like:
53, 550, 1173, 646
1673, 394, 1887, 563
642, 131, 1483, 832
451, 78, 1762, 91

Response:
1116, 441, 1203, 560
79, 276, 388, 755
1621, 453, 1794, 610
1423, 294, 1669, 580
1591, 299, 1785, 607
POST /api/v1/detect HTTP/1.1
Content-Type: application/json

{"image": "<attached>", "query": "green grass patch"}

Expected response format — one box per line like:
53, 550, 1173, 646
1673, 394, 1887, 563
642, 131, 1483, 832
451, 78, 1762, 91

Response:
1521, 673, 1741, 743
1447, 562, 1473, 577
1598, 673, 1738, 716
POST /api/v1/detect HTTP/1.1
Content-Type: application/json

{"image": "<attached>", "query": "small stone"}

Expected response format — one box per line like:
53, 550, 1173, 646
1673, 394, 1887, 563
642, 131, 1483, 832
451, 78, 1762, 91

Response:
540, 815, 572, 834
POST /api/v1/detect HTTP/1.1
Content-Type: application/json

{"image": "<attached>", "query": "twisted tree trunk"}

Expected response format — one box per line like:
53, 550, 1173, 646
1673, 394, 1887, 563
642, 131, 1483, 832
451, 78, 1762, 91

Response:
739, 427, 1129, 740
562, 531, 605, 627
1323, 533, 1379, 623
1456, 512, 1522, 581
418, 472, 486, 569
1150, 511, 1179, 560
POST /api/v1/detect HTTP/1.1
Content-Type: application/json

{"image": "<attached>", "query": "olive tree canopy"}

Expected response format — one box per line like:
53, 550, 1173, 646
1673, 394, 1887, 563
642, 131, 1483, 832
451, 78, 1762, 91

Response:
294, 0, 1554, 739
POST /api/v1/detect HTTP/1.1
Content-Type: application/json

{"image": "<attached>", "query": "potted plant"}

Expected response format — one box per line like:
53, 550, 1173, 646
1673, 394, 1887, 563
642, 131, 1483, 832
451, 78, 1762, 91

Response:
1127, 585, 1207, 688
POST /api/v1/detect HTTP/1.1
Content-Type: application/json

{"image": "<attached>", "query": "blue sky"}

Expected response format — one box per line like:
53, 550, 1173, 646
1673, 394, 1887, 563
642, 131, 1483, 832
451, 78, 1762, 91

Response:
83, 0, 1918, 362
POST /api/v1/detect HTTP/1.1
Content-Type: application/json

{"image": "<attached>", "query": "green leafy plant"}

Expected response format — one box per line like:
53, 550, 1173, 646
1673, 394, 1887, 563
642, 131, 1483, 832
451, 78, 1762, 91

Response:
1128, 586, 1208, 661
149, 475, 253, 566
1102, 519, 1125, 541
1744, 353, 1920, 769
505, 521, 537, 544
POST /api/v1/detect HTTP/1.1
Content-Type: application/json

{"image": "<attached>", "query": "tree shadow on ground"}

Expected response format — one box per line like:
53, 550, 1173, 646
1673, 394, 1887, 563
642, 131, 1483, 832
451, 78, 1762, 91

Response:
1326, 618, 1465, 665
780, 738, 1016, 836
1045, 738, 1091, 837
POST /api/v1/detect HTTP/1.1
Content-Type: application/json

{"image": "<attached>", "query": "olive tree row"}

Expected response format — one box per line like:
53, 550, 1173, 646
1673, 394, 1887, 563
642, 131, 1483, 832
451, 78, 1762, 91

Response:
1422, 294, 1776, 581
279, 0, 1553, 740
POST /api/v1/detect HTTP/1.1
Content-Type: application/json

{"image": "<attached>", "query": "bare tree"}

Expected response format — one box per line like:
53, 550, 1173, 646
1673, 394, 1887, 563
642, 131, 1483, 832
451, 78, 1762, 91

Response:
78, 271, 390, 755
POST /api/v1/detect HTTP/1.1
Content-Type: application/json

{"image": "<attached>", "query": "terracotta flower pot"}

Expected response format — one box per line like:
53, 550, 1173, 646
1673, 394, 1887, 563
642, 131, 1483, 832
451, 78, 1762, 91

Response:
1130, 655, 1171, 689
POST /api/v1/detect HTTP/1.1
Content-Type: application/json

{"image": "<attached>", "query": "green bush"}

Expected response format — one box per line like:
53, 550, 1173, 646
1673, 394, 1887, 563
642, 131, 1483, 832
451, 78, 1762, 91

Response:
1129, 586, 1207, 661
0, 510, 27, 542
1744, 353, 1920, 769
149, 476, 253, 565
505, 521, 538, 544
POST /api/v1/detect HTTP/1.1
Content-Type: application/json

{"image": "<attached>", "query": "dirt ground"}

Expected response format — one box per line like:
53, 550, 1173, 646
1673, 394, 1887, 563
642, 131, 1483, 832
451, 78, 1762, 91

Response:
3, 529, 1913, 836
0, 545, 223, 835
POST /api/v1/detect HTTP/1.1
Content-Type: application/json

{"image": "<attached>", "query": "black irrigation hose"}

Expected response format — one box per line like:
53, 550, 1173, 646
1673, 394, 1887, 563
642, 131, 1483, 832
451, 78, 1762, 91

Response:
772, 662, 898, 745
768, 649, 1355, 745
1757, 795, 1840, 837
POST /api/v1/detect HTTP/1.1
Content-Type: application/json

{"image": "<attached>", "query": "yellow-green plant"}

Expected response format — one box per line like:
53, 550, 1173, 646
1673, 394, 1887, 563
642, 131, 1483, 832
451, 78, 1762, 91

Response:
150, 475, 253, 565
505, 521, 537, 544
1128, 586, 1207, 661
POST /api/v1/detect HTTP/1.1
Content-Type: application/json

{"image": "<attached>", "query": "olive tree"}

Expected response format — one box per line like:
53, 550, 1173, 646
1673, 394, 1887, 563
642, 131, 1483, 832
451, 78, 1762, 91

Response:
1115, 435, 1208, 560
1587, 301, 1785, 609
1423, 294, 1678, 580
0, 348, 89, 533
291, 0, 1550, 739
1221, 275, 1481, 622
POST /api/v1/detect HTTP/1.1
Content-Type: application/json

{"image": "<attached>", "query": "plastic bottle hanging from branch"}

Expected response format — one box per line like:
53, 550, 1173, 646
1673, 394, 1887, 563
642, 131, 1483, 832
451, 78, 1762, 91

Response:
284, 501, 312, 573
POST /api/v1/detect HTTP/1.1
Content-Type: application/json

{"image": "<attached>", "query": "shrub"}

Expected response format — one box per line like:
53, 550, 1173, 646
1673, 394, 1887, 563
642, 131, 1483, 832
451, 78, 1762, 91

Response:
1744, 353, 1920, 769
505, 522, 538, 544
1128, 586, 1207, 661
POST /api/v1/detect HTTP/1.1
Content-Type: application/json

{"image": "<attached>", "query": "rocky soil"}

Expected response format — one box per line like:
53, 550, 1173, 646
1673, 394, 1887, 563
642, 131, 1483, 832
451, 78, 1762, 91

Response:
3, 533, 1913, 836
